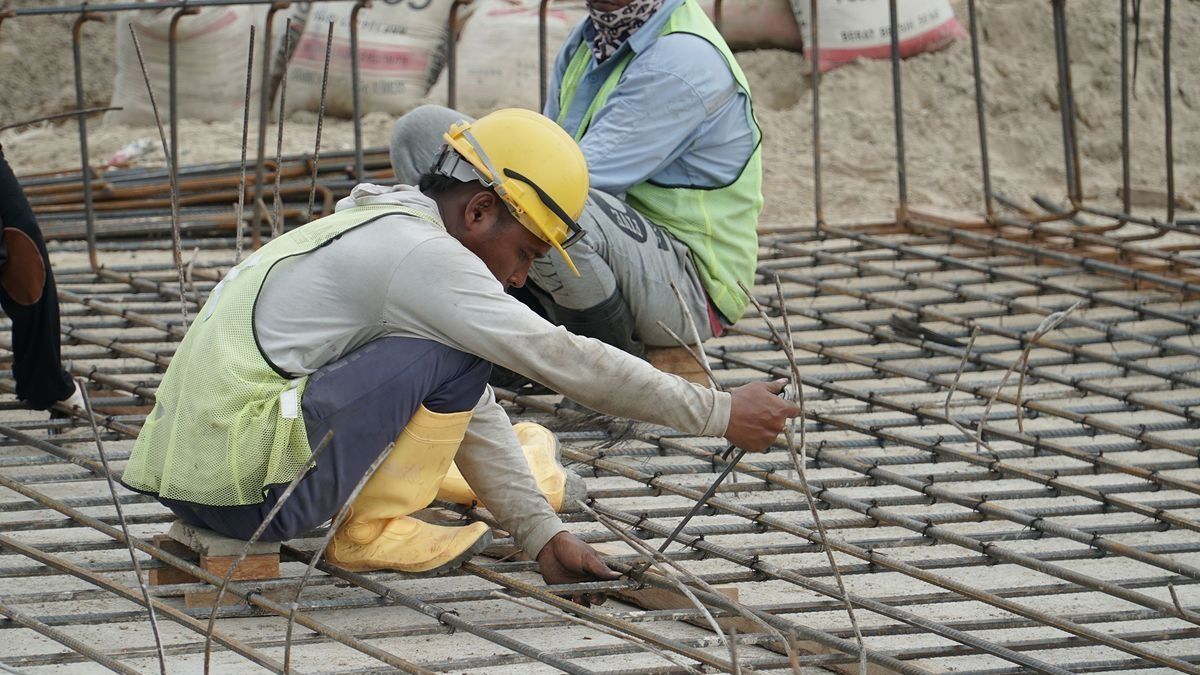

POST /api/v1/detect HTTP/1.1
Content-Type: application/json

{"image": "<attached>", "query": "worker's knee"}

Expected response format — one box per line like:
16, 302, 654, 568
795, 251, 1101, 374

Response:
423, 350, 490, 413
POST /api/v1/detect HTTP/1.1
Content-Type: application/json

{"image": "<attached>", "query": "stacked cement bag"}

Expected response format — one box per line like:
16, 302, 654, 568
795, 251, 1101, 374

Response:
284, 0, 454, 117
431, 0, 802, 116
792, 0, 966, 72
106, 5, 270, 125
429, 0, 587, 116
696, 0, 802, 51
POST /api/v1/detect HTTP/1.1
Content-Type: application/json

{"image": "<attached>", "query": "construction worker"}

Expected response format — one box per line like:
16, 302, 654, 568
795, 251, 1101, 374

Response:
121, 109, 797, 587
391, 0, 760, 361
0, 147, 85, 413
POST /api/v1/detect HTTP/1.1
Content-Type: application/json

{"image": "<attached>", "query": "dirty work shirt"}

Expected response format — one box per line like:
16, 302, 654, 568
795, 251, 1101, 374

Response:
542, 0, 755, 196
253, 183, 733, 559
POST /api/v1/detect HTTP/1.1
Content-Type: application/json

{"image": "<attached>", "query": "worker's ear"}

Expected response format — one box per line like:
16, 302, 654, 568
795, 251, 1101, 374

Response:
462, 189, 504, 236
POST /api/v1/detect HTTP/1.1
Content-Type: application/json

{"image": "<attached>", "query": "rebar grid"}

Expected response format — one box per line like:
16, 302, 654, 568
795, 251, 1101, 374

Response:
0, 210, 1197, 672
1, 0, 1199, 672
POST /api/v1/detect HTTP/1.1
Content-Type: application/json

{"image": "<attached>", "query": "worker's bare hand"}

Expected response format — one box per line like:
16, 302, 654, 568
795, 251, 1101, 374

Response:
725, 379, 800, 452
536, 531, 620, 606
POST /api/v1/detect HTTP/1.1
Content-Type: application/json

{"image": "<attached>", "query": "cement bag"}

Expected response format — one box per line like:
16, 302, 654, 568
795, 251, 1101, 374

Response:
792, 0, 965, 72
106, 6, 263, 126
428, 0, 587, 116
696, 0, 802, 51
284, 0, 454, 117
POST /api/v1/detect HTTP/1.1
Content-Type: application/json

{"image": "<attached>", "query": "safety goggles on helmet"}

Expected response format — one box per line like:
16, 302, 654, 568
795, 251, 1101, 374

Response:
432, 144, 586, 251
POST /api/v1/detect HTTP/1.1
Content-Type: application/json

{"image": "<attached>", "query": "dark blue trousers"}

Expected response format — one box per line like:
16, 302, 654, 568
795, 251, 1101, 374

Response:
162, 337, 490, 541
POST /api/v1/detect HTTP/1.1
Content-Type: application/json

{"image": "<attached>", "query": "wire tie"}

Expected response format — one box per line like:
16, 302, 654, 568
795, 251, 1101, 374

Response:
437, 609, 460, 634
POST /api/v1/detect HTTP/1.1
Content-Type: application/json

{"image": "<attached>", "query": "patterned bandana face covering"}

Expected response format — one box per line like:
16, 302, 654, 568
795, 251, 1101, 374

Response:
588, 0, 666, 62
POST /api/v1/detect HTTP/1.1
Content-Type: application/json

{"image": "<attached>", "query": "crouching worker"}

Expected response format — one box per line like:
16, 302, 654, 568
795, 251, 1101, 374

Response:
120, 109, 798, 586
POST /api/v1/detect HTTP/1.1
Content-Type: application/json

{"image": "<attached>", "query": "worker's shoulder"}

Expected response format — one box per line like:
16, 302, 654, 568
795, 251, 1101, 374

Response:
325, 210, 453, 265
636, 33, 735, 95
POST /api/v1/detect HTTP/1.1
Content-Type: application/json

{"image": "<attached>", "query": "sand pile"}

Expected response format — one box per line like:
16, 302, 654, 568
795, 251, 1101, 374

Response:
0, 0, 1195, 227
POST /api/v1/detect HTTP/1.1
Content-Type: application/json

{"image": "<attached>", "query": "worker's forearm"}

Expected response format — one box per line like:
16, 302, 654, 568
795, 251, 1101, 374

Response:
457, 392, 567, 559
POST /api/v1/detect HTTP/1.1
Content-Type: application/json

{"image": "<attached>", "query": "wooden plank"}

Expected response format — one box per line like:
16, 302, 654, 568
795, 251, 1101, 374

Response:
646, 346, 710, 386
148, 535, 200, 586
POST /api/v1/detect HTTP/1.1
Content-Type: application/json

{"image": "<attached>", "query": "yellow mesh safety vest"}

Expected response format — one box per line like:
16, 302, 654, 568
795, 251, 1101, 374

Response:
556, 0, 762, 322
122, 204, 440, 506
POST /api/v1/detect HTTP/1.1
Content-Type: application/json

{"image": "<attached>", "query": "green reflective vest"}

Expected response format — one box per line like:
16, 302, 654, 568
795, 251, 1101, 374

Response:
556, 0, 762, 322
122, 204, 439, 506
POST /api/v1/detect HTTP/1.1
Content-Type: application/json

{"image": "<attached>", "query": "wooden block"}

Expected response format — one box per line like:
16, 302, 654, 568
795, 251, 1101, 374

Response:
199, 553, 279, 581
646, 346, 710, 386
148, 534, 201, 586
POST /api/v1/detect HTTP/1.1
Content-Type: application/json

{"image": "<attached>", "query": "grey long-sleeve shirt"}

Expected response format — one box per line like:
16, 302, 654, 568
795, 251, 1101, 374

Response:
254, 184, 732, 558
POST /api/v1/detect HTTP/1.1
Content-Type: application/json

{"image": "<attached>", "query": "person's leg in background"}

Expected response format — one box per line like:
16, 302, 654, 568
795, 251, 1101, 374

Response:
527, 189, 713, 357
162, 336, 494, 574
0, 147, 77, 410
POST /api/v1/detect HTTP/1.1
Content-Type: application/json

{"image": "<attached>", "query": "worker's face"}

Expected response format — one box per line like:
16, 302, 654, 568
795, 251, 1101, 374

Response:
460, 191, 552, 290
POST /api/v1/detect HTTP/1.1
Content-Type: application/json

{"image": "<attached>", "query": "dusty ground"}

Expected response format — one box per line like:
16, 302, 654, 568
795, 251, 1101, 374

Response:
1, 0, 1197, 227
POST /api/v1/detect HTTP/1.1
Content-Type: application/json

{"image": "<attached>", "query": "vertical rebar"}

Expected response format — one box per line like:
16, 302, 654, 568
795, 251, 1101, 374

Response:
129, 24, 190, 331
253, 3, 288, 249
538, 0, 548, 112
1061, 0, 1082, 206
236, 25, 256, 263
351, 0, 369, 181
71, 9, 103, 273
967, 0, 993, 220
887, 0, 907, 221
307, 20, 334, 222
168, 4, 198, 191
202, 431, 335, 675
1162, 0, 1174, 224
283, 440, 397, 673
448, 0, 469, 110
78, 381, 168, 675
1120, 0, 1132, 219
809, 0, 822, 228
273, 17, 292, 237
1051, 0, 1081, 208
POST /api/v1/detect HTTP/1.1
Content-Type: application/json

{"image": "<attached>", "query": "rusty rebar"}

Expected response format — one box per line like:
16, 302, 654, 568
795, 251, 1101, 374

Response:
71, 9, 103, 273
235, 24, 255, 263
306, 20, 335, 222
128, 23, 191, 331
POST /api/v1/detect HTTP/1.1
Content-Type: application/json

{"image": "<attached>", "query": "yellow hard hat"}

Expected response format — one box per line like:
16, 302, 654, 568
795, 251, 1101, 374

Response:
432, 108, 589, 276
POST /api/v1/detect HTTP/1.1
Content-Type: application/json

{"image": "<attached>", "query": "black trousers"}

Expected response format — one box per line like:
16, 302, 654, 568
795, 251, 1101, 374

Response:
0, 148, 73, 409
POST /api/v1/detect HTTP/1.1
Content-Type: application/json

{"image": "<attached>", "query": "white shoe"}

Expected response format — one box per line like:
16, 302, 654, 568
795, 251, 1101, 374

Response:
59, 383, 86, 411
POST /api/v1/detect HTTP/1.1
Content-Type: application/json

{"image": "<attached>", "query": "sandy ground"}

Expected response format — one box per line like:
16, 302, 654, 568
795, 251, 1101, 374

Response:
2, 0, 1197, 228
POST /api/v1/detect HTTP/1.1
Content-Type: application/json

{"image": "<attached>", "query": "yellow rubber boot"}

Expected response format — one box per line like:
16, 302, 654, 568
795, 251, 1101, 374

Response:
325, 405, 493, 574
437, 422, 586, 513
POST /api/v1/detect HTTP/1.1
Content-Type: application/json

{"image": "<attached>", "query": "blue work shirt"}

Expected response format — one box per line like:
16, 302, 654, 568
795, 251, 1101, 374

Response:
543, 0, 756, 197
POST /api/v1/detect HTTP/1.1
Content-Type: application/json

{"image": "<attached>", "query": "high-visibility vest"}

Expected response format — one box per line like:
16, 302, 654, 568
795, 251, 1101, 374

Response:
556, 0, 762, 322
122, 204, 441, 506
